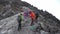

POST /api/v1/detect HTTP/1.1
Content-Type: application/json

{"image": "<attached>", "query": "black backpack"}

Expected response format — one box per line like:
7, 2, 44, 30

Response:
17, 15, 21, 21
35, 12, 39, 18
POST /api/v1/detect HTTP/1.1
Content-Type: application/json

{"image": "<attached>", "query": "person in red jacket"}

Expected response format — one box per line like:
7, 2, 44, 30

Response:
29, 11, 36, 26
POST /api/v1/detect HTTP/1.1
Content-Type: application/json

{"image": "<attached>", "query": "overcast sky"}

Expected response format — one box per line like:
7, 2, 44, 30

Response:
22, 0, 60, 20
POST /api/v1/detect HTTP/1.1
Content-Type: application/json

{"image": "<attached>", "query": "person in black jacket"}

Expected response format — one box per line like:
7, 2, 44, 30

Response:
35, 12, 39, 23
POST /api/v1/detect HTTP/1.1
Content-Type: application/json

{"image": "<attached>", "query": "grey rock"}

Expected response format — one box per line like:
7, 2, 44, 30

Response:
0, 0, 60, 34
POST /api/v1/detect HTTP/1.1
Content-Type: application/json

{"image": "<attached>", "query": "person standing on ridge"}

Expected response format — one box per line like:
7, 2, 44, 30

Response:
23, 11, 29, 19
35, 12, 39, 23
29, 11, 36, 26
17, 14, 23, 31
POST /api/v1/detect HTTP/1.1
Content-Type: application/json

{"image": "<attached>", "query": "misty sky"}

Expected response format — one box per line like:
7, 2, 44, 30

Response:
22, 0, 60, 20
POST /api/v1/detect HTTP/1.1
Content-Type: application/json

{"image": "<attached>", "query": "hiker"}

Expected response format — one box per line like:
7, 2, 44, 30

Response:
17, 14, 23, 31
23, 11, 29, 19
29, 11, 36, 26
35, 12, 39, 23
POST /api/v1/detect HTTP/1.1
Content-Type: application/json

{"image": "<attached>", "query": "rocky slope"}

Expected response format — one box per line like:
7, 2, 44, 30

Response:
0, 0, 60, 34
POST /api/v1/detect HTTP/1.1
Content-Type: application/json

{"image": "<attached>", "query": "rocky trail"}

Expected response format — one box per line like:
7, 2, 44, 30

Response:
0, 12, 49, 34
0, 0, 60, 34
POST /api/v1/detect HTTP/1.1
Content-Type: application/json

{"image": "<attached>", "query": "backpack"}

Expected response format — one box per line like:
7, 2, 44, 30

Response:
17, 15, 23, 21
30, 25, 36, 31
34, 12, 39, 19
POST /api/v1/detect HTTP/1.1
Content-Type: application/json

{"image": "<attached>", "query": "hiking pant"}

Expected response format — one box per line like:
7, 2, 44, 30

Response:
35, 16, 38, 23
18, 20, 21, 30
31, 18, 35, 26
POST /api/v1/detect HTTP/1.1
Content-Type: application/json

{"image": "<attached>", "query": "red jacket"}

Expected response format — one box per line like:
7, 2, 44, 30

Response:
29, 11, 36, 20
